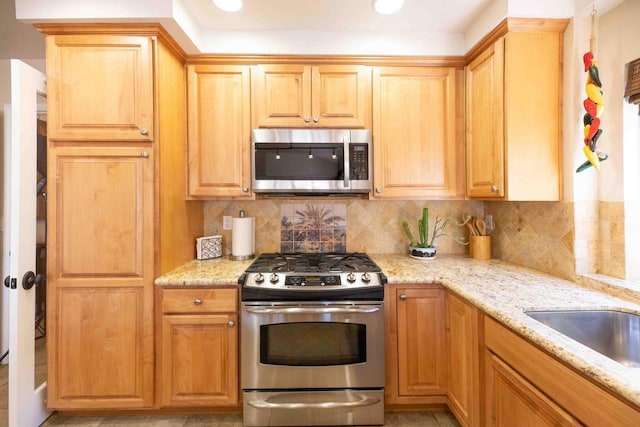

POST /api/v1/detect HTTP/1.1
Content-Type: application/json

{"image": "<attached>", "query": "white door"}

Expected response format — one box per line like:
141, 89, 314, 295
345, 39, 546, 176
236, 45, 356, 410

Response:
5, 59, 50, 427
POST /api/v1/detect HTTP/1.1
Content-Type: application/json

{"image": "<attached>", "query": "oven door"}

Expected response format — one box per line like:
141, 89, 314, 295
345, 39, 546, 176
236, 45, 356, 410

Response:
241, 302, 384, 390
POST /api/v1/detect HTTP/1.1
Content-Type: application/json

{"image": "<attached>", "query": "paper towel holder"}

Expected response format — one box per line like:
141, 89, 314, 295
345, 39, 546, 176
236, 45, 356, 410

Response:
230, 210, 255, 261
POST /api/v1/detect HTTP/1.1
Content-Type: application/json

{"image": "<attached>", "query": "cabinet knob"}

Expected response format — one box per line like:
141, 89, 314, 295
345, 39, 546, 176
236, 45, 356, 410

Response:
490, 185, 499, 193
193, 298, 203, 306
242, 187, 249, 193
141, 151, 149, 158
140, 128, 149, 136
375, 187, 383, 194
228, 320, 235, 328
304, 117, 311, 123
399, 294, 407, 301
313, 117, 319, 123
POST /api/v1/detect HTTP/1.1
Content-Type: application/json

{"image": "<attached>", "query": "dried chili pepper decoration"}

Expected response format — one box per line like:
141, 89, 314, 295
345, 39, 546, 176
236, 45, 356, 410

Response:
577, 7, 609, 173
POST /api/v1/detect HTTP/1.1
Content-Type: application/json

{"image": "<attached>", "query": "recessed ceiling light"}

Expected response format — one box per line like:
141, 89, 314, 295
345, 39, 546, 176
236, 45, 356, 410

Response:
213, 0, 243, 13
372, 0, 404, 15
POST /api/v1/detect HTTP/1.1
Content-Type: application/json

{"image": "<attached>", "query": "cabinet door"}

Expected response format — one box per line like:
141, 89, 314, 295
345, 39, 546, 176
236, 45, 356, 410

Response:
486, 355, 579, 426
386, 285, 446, 403
373, 67, 462, 199
312, 65, 371, 128
47, 146, 154, 409
161, 314, 238, 407
187, 65, 252, 198
46, 34, 154, 142
465, 38, 505, 198
446, 292, 481, 426
252, 64, 311, 127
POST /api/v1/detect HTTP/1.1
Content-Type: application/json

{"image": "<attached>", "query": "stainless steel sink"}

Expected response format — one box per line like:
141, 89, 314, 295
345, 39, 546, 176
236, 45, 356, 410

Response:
524, 310, 640, 368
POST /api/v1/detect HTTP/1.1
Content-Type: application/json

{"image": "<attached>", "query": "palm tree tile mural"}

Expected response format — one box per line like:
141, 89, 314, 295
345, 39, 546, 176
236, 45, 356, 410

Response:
281, 203, 347, 253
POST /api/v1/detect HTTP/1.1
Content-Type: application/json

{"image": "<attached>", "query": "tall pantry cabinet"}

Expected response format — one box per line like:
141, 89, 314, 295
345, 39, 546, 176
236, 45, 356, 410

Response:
38, 25, 203, 410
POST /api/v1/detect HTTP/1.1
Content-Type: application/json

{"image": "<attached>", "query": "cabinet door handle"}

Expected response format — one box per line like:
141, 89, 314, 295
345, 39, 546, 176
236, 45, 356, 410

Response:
375, 187, 382, 194
140, 128, 149, 136
141, 151, 149, 158
193, 298, 203, 306
491, 185, 499, 193
304, 117, 311, 123
228, 320, 235, 328
399, 294, 407, 301
242, 187, 249, 193
313, 116, 319, 123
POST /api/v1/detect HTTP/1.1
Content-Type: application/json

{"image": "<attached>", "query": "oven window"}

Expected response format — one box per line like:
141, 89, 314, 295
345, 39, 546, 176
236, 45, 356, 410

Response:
260, 322, 366, 366
254, 143, 344, 181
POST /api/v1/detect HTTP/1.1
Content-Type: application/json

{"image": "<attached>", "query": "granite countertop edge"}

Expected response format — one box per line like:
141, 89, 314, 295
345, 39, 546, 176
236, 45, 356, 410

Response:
154, 253, 640, 409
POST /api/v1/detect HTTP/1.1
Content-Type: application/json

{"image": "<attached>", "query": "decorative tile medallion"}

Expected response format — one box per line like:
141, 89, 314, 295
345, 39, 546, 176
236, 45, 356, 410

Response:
281, 203, 347, 253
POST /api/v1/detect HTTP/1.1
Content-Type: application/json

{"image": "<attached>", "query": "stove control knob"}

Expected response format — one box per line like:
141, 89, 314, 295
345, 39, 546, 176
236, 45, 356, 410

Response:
361, 272, 371, 283
269, 273, 280, 284
255, 273, 265, 284
346, 273, 356, 283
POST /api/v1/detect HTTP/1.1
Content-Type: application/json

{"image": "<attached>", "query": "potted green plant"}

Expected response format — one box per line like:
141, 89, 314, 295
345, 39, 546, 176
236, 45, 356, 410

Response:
402, 208, 469, 260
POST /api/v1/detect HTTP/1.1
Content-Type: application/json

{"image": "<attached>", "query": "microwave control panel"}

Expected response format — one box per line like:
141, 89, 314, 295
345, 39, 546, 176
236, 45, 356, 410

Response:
350, 144, 369, 180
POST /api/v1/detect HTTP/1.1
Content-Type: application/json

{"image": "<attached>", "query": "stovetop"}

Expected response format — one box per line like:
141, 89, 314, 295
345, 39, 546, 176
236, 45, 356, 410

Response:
239, 253, 386, 302
245, 252, 382, 273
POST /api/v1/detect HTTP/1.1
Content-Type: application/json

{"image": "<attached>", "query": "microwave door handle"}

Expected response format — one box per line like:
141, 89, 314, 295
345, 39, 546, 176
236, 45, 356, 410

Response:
343, 137, 350, 189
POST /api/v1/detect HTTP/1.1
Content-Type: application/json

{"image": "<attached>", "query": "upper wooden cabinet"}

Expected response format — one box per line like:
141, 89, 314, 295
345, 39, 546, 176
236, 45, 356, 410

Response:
385, 284, 447, 405
252, 64, 371, 128
46, 34, 154, 142
466, 20, 567, 200
372, 66, 464, 199
187, 64, 252, 199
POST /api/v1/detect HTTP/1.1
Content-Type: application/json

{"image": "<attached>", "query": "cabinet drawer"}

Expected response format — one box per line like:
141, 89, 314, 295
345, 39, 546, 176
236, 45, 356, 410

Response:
161, 288, 237, 313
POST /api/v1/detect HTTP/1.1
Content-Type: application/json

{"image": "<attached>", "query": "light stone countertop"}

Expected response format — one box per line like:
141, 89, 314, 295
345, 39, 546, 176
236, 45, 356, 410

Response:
154, 253, 640, 409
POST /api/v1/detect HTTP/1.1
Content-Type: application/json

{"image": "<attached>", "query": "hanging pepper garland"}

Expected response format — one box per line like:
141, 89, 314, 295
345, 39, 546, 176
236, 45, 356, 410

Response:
577, 6, 608, 173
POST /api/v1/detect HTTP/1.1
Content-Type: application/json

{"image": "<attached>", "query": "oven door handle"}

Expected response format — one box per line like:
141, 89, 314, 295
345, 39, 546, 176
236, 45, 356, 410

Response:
248, 393, 380, 410
244, 306, 381, 315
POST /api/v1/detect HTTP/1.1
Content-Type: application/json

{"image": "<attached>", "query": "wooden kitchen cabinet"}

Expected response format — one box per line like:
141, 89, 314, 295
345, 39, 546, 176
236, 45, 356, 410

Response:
372, 66, 464, 199
46, 146, 155, 409
252, 64, 371, 128
446, 291, 482, 426
484, 316, 640, 426
159, 288, 239, 407
465, 19, 567, 200
385, 284, 447, 405
40, 25, 204, 410
187, 64, 252, 198
486, 354, 579, 426
45, 33, 154, 142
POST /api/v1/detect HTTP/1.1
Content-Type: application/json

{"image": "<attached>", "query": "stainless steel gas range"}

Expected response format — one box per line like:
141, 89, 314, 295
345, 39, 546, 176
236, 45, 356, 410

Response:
238, 253, 387, 427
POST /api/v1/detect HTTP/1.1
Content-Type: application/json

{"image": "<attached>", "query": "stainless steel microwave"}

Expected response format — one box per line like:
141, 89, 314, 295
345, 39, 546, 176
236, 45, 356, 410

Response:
252, 129, 372, 195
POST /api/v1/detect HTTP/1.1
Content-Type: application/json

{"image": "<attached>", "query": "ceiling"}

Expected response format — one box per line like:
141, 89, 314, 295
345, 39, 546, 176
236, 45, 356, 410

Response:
181, 0, 493, 33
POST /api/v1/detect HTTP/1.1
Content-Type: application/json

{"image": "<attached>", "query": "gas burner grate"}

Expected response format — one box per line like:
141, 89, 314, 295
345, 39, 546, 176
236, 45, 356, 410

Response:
245, 252, 381, 274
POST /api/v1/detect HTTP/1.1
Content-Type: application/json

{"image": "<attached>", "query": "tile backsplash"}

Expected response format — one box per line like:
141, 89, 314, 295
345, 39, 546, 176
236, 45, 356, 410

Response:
204, 199, 484, 256
204, 198, 626, 282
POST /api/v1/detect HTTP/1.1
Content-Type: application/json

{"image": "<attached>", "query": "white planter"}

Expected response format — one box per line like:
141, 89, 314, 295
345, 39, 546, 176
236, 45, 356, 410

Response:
409, 246, 437, 260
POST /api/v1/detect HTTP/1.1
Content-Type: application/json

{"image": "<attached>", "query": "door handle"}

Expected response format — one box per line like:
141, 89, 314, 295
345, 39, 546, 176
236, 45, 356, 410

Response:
22, 271, 45, 290
3, 276, 9, 288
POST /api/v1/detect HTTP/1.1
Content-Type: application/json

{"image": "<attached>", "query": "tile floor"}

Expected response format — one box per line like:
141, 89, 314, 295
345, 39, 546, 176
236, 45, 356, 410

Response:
41, 411, 461, 426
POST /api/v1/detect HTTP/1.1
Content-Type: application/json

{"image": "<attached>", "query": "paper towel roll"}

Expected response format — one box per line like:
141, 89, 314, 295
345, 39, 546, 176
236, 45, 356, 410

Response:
231, 217, 255, 260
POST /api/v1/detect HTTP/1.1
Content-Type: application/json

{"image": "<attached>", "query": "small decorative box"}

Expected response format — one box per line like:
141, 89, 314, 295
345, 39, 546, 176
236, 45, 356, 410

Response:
196, 235, 223, 260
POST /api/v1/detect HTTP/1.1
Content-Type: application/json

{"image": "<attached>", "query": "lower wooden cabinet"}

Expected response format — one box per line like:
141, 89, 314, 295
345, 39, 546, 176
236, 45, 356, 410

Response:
446, 291, 481, 426
159, 288, 239, 407
484, 316, 640, 426
47, 146, 155, 409
385, 284, 447, 405
486, 354, 579, 426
